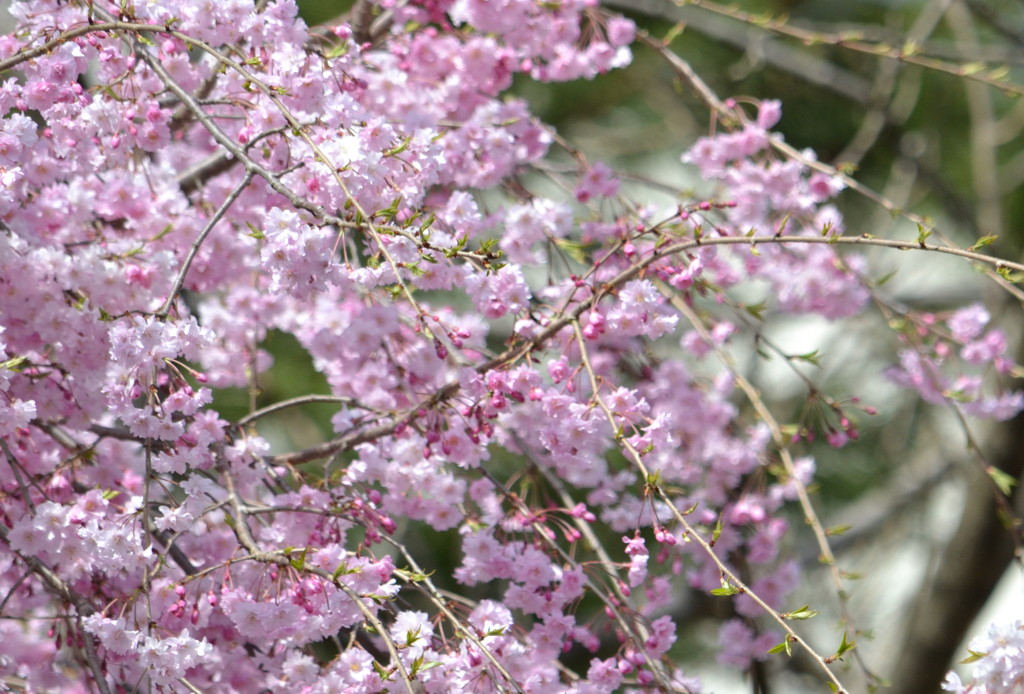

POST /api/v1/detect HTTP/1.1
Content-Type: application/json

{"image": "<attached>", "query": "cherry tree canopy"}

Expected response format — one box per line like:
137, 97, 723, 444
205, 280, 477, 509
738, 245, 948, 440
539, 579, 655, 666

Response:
1, 1, 1022, 693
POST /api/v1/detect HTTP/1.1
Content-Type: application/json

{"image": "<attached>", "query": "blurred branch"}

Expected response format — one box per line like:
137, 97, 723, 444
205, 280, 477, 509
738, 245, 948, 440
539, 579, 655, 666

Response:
837, 0, 948, 166
606, 0, 1024, 96
603, 0, 871, 103
962, 0, 1024, 48
814, 458, 955, 560
0, 525, 112, 694
948, 0, 1004, 241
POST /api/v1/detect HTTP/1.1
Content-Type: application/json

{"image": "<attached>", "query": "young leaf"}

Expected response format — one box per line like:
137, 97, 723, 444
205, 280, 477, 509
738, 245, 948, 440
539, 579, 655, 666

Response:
916, 224, 932, 246
794, 350, 821, 367
245, 221, 264, 240
961, 649, 988, 664
836, 631, 856, 660
969, 234, 998, 251
874, 270, 897, 286
744, 301, 767, 321
987, 465, 1017, 496
782, 605, 819, 621
289, 546, 308, 571
0, 355, 27, 372
710, 578, 741, 596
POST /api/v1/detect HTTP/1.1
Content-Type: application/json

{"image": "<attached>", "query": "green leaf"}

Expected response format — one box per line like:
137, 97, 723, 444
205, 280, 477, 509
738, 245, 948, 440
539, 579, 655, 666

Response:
331, 560, 356, 580
826, 524, 852, 536
969, 234, 998, 251
554, 238, 590, 264
836, 631, 856, 660
393, 567, 434, 582
409, 653, 443, 676
371, 660, 391, 680
916, 224, 932, 246
417, 212, 436, 233
987, 466, 1017, 496
661, 21, 686, 45
289, 546, 309, 571
152, 224, 174, 241
874, 270, 897, 287
375, 197, 402, 221
245, 221, 264, 240
383, 136, 413, 157
794, 350, 821, 367
961, 649, 988, 664
767, 639, 792, 656
988, 65, 1011, 81
996, 267, 1024, 283
325, 42, 350, 59
710, 579, 740, 597
782, 605, 819, 621
405, 627, 423, 646
744, 301, 767, 321
0, 355, 27, 372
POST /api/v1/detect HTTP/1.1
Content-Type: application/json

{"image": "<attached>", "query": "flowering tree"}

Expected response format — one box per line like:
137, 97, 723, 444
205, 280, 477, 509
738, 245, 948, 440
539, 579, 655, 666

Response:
1, 0, 1023, 692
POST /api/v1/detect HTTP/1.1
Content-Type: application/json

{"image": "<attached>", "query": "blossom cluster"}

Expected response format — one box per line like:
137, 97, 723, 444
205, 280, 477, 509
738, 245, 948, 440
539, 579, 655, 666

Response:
887, 303, 1024, 419
944, 621, 1024, 693
0, 1, 1019, 693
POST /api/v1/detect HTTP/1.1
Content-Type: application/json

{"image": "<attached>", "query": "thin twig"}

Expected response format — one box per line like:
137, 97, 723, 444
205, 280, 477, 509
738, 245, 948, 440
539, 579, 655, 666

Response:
157, 171, 253, 317
222, 471, 417, 694
570, 321, 851, 694
234, 394, 355, 428
267, 231, 1024, 466
0, 526, 113, 694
